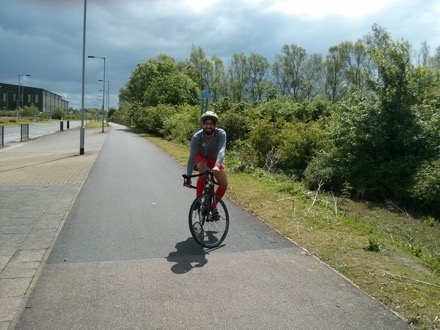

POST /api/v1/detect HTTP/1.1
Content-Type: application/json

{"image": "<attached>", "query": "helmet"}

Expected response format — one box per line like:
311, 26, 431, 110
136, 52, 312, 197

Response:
200, 111, 218, 124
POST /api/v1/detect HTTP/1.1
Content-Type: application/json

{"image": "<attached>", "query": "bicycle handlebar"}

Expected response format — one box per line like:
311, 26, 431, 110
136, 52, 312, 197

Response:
182, 170, 218, 189
182, 174, 196, 189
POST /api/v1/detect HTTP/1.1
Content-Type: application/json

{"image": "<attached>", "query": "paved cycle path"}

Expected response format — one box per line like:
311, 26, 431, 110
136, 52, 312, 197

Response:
9, 124, 407, 329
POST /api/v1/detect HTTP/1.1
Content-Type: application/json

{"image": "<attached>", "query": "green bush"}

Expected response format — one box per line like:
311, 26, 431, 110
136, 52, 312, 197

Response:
162, 105, 199, 143
277, 120, 326, 178
248, 119, 282, 168
134, 104, 177, 136
22, 105, 40, 117
50, 108, 65, 119
303, 149, 341, 191
227, 139, 259, 173
218, 109, 250, 148
411, 159, 440, 215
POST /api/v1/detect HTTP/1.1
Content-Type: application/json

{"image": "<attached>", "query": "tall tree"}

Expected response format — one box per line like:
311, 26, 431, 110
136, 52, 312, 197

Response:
324, 45, 346, 102
126, 55, 199, 107
300, 53, 324, 101
343, 40, 371, 90
272, 44, 308, 100
247, 53, 271, 102
210, 55, 227, 102
418, 41, 430, 67
429, 45, 440, 68
228, 53, 249, 102
188, 45, 214, 91
344, 24, 426, 198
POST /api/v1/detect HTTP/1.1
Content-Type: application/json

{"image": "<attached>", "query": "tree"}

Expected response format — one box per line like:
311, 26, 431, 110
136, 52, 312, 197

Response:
272, 44, 308, 100
343, 40, 371, 90
330, 24, 428, 199
324, 45, 346, 102
418, 41, 430, 67
188, 45, 214, 91
247, 53, 271, 102
430, 45, 440, 68
228, 53, 249, 102
126, 55, 199, 107
210, 55, 227, 102
300, 53, 324, 101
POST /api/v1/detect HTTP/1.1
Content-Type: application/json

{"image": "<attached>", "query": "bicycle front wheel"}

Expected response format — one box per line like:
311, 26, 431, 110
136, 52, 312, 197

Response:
188, 193, 229, 248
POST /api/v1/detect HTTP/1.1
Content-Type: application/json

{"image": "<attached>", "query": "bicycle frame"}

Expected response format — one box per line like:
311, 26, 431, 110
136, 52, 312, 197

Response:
183, 170, 229, 248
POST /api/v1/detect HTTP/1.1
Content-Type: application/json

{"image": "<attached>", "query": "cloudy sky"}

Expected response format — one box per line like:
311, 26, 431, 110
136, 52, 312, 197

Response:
1, 0, 439, 109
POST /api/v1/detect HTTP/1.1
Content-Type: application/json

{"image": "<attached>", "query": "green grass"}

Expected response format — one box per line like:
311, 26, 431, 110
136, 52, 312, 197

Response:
147, 134, 440, 329
85, 121, 110, 128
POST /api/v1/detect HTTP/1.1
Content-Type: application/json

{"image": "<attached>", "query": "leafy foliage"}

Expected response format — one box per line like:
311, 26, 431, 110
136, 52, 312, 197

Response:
115, 24, 440, 218
162, 105, 199, 143
126, 55, 199, 107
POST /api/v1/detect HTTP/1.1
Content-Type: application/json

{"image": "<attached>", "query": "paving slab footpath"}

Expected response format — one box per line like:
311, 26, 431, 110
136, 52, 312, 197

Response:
0, 126, 108, 329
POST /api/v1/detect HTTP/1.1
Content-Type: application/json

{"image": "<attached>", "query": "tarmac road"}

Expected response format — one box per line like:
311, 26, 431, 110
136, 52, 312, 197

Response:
7, 123, 407, 329
2, 120, 82, 144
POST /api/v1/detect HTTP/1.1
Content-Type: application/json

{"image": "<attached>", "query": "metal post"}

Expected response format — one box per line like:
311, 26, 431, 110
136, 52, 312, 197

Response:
107, 80, 110, 112
89, 55, 106, 133
102, 58, 105, 133
80, 0, 87, 155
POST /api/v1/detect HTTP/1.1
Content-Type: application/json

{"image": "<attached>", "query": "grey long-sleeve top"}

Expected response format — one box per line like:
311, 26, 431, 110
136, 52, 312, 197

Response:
186, 128, 227, 178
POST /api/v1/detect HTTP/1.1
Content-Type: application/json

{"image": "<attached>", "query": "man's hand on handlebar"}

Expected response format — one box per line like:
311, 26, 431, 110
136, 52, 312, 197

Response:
183, 177, 192, 188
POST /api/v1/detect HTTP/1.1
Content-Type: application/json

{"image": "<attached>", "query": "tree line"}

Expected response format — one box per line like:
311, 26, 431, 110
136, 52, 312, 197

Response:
112, 24, 440, 217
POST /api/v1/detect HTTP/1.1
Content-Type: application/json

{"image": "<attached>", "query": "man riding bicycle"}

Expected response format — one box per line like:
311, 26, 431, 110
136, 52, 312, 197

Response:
184, 111, 228, 200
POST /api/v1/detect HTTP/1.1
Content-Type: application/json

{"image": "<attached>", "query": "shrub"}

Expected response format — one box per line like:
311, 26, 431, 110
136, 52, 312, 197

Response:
277, 120, 326, 178
303, 149, 341, 192
247, 119, 282, 168
218, 109, 250, 148
134, 104, 177, 136
411, 159, 440, 215
162, 105, 199, 143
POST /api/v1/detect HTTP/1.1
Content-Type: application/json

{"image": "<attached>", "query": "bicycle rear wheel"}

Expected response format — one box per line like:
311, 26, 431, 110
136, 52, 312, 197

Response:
188, 193, 229, 248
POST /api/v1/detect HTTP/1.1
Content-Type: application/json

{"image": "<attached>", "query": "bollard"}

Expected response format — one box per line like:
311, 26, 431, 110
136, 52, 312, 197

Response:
60, 121, 64, 131
67, 120, 70, 129
20, 124, 29, 141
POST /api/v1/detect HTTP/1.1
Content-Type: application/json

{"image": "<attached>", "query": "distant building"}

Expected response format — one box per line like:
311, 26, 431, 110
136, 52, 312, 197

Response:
0, 82, 69, 113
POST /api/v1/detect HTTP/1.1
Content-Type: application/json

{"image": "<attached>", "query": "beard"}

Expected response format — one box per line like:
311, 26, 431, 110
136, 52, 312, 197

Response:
203, 127, 214, 135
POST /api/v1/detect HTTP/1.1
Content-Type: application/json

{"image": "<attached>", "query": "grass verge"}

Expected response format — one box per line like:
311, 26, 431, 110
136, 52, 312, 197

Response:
147, 134, 440, 330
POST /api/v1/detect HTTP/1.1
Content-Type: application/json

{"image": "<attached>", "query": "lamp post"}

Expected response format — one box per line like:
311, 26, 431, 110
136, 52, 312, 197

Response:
99, 80, 110, 116
80, 0, 87, 155
107, 80, 110, 113
18, 74, 30, 110
88, 55, 105, 133
98, 79, 106, 111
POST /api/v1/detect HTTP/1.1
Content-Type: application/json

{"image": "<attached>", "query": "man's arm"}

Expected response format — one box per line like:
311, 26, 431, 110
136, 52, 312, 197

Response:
186, 134, 198, 178
215, 129, 227, 168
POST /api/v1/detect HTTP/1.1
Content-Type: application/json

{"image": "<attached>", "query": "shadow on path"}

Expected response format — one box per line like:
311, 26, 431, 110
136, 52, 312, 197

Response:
166, 237, 208, 274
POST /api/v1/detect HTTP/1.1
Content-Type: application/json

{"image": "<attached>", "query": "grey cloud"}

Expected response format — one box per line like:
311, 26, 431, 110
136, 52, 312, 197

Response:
1, 0, 439, 109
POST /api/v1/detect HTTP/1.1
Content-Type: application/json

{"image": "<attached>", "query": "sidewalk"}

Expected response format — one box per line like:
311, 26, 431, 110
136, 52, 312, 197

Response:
0, 127, 109, 330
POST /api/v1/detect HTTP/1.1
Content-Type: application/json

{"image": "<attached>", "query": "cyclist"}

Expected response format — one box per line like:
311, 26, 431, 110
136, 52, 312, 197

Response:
184, 111, 228, 201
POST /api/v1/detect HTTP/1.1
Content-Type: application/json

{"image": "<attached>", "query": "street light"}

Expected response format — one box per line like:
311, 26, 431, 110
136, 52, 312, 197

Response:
18, 74, 30, 109
99, 79, 110, 114
80, 0, 87, 155
88, 55, 105, 133
98, 79, 105, 111
107, 80, 110, 113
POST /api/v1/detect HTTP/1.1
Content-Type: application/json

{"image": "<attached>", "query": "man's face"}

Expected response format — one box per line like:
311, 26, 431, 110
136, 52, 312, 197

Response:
202, 120, 216, 135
